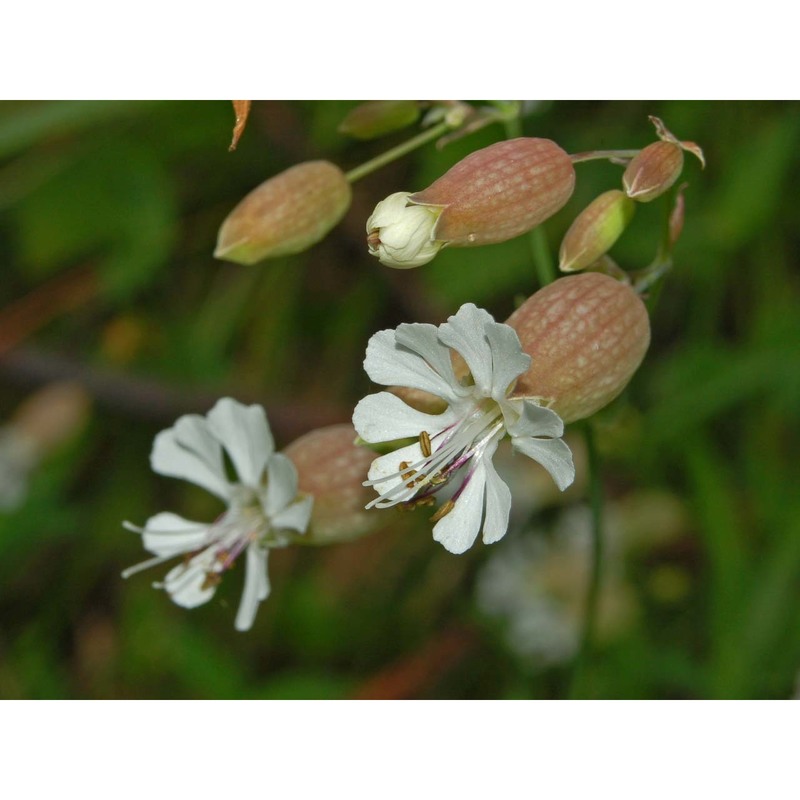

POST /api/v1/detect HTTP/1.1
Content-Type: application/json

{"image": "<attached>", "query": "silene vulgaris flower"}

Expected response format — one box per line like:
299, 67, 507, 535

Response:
353, 304, 575, 554
122, 398, 312, 631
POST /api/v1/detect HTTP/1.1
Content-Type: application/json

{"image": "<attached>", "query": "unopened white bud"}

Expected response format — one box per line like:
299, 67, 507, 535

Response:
366, 192, 444, 269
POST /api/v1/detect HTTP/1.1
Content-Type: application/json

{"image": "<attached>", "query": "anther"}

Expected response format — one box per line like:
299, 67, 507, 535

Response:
419, 430, 432, 458
430, 499, 456, 522
201, 571, 222, 591
399, 459, 418, 485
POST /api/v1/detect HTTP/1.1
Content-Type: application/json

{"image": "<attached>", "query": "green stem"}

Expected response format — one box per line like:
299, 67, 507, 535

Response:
528, 227, 556, 287
632, 183, 680, 305
569, 422, 604, 699
345, 122, 451, 183
570, 149, 640, 164
502, 117, 556, 286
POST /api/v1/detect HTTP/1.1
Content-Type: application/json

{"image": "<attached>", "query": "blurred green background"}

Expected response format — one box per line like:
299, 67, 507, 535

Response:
0, 100, 798, 699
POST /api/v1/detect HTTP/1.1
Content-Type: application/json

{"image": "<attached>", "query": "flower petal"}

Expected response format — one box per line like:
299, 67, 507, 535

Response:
234, 545, 270, 631
504, 398, 565, 440
365, 440, 425, 507
262, 453, 299, 517
353, 391, 458, 443
438, 304, 496, 395
480, 441, 512, 545
151, 416, 231, 501
484, 321, 531, 400
206, 398, 274, 488
512, 436, 575, 491
364, 329, 461, 403
394, 323, 466, 396
270, 494, 313, 533
432, 467, 486, 554
161, 550, 218, 608
137, 512, 211, 558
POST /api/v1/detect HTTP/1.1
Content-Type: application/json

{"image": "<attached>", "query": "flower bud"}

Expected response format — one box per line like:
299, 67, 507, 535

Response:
668, 182, 688, 249
215, 161, 351, 265
623, 141, 683, 202
284, 424, 381, 545
366, 192, 445, 268
411, 138, 575, 247
338, 101, 420, 140
559, 190, 635, 273
506, 273, 650, 423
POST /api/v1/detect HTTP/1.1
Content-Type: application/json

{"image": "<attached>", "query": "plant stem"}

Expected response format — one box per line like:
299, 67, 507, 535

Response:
345, 122, 451, 184
569, 422, 605, 699
632, 183, 681, 305
570, 149, 640, 165
502, 116, 556, 287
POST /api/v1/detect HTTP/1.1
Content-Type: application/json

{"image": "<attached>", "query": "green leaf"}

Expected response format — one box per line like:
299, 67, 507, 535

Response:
703, 111, 800, 251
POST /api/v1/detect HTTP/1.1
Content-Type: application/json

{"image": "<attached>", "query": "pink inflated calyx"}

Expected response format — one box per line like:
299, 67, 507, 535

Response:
506, 273, 650, 423
410, 138, 575, 247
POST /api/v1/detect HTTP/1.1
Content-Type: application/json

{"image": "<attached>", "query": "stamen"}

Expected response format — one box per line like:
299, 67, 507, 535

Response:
419, 430, 432, 458
121, 553, 174, 579
364, 404, 504, 509
399, 460, 418, 486
201, 571, 223, 591
430, 499, 455, 522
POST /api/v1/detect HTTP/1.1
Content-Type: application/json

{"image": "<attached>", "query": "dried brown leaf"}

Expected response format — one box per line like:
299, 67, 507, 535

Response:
229, 100, 252, 151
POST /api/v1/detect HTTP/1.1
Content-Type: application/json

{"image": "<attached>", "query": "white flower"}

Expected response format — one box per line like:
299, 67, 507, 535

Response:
353, 304, 575, 554
122, 398, 312, 632
366, 191, 444, 269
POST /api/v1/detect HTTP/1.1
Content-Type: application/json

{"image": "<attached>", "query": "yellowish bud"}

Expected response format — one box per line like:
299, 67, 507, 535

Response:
506, 273, 650, 423
338, 101, 420, 140
366, 192, 445, 269
559, 190, 635, 273
215, 161, 351, 265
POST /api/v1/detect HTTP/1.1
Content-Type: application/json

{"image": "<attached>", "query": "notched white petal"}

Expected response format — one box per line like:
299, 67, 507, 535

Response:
438, 304, 497, 394
512, 436, 575, 491
270, 494, 313, 534
161, 551, 218, 609
206, 398, 275, 488
432, 468, 486, 554
150, 424, 230, 502
480, 440, 512, 545
353, 392, 456, 443
394, 323, 463, 393
262, 453, 299, 517
365, 441, 425, 506
235, 546, 270, 632
483, 322, 531, 400
364, 329, 460, 403
505, 399, 565, 440
138, 512, 211, 558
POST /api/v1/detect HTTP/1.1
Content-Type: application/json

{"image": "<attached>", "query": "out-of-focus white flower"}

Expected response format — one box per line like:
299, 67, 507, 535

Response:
123, 398, 312, 632
366, 192, 444, 269
475, 505, 636, 668
353, 303, 574, 554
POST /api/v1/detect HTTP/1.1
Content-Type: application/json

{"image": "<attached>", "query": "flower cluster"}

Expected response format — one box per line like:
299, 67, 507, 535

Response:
123, 109, 692, 633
